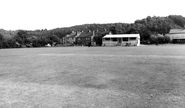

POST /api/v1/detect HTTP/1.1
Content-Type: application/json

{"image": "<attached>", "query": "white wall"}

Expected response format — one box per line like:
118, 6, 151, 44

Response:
102, 37, 140, 46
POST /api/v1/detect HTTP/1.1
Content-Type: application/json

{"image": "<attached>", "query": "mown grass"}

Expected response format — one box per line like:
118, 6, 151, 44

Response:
0, 45, 185, 108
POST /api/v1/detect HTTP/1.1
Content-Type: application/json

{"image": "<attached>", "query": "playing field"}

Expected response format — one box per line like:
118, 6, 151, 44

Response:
0, 45, 185, 108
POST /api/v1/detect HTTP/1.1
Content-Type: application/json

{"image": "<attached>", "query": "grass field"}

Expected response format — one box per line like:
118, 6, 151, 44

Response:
0, 45, 185, 108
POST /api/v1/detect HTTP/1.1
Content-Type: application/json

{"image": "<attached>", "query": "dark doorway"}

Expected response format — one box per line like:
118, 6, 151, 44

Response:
117, 38, 122, 46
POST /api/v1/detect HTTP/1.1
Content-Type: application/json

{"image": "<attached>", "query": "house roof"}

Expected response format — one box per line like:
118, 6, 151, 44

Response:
103, 34, 140, 38
167, 34, 185, 39
67, 31, 77, 38
169, 29, 185, 34
76, 32, 93, 38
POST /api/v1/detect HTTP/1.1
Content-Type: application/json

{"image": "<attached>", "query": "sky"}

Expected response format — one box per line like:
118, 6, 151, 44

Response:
0, 0, 185, 30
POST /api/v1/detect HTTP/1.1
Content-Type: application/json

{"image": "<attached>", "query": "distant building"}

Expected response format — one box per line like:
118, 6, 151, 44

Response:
166, 29, 185, 43
63, 31, 76, 44
75, 31, 95, 46
102, 34, 140, 46
63, 31, 81, 45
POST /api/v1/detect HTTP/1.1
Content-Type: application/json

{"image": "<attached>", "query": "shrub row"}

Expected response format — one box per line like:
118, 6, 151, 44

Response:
149, 35, 171, 44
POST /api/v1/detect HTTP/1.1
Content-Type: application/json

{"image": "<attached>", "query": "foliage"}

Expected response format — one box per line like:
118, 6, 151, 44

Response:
168, 15, 185, 28
109, 26, 117, 34
14, 30, 28, 45
149, 34, 171, 44
46, 35, 60, 45
0, 29, 17, 39
0, 33, 4, 48
2, 39, 17, 48
164, 36, 171, 43
149, 35, 158, 44
94, 31, 108, 46
1, 15, 185, 48
0, 33, 4, 41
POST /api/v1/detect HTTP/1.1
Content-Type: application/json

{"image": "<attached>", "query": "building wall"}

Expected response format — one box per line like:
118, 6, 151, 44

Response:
166, 34, 185, 43
68, 38, 75, 44
103, 40, 117, 46
102, 37, 139, 46
76, 37, 91, 46
121, 40, 138, 46
172, 39, 185, 43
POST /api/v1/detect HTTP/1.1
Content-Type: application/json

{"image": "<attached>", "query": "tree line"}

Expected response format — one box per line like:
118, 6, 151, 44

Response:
1, 15, 185, 48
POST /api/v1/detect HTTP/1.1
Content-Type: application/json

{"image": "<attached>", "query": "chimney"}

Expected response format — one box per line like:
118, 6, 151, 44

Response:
91, 31, 95, 40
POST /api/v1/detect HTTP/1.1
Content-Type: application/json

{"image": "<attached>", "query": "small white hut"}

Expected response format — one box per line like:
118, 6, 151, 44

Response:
102, 34, 140, 46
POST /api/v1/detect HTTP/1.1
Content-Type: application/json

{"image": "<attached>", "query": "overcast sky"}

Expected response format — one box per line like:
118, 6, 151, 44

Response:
0, 0, 184, 30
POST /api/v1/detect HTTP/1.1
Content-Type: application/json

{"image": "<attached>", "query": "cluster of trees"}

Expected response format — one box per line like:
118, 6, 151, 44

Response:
0, 30, 61, 48
134, 15, 185, 41
0, 15, 185, 49
15, 30, 61, 47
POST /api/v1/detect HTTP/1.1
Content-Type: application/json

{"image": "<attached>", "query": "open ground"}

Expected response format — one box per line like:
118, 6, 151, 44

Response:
0, 45, 185, 108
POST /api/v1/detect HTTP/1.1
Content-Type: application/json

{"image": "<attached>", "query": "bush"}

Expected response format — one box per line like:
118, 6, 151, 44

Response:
0, 34, 4, 48
32, 40, 40, 47
158, 35, 165, 44
164, 36, 171, 43
46, 35, 60, 46
0, 42, 3, 48
149, 35, 158, 44
2, 39, 17, 48
149, 34, 170, 44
